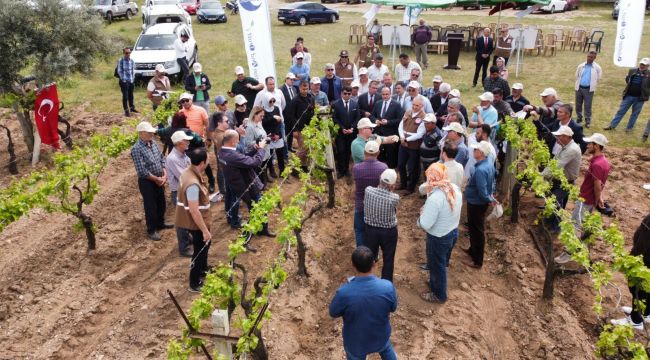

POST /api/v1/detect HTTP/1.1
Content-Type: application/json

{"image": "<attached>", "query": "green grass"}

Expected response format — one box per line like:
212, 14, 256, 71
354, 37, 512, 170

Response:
57, 2, 650, 147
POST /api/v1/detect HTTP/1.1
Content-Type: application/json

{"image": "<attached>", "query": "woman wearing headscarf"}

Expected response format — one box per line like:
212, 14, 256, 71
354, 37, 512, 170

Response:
418, 163, 463, 303
261, 93, 285, 179
244, 105, 270, 186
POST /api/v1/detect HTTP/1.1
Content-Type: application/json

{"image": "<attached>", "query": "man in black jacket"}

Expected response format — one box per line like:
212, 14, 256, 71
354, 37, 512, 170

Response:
219, 130, 275, 238
358, 80, 381, 118
549, 104, 587, 154
604, 58, 650, 131
371, 87, 403, 168
473, 28, 494, 88
286, 81, 314, 169
332, 86, 360, 177
184, 62, 212, 114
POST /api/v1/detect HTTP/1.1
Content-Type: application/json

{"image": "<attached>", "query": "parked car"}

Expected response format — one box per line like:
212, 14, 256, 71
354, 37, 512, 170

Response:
457, 0, 480, 10
92, 0, 138, 23
197, 1, 226, 23
142, 4, 191, 29
613, 0, 650, 19
179, 0, 198, 14
539, 0, 570, 13
278, 2, 339, 25
131, 22, 198, 82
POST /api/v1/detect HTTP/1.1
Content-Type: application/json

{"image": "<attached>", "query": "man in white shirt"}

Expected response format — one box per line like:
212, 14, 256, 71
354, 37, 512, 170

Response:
403, 81, 434, 114
367, 53, 389, 82
253, 76, 287, 111
394, 53, 422, 83
174, 33, 190, 80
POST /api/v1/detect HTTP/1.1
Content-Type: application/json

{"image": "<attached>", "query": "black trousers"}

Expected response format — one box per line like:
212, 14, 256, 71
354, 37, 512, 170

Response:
397, 146, 420, 191
138, 178, 166, 234
205, 164, 215, 189
473, 56, 490, 86
630, 285, 650, 324
364, 224, 398, 282
467, 203, 489, 266
119, 81, 135, 112
177, 57, 190, 81
335, 133, 354, 176
379, 142, 399, 169
188, 229, 210, 288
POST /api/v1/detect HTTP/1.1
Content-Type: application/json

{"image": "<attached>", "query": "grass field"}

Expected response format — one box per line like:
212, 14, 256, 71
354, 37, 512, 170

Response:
57, 2, 650, 147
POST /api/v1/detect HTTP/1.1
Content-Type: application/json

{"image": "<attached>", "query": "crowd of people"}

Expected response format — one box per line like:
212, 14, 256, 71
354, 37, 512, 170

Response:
120, 32, 650, 358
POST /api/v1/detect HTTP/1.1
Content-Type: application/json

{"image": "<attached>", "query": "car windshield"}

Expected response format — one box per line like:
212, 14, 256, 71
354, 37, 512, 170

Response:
153, 0, 177, 4
200, 2, 220, 8
179, 0, 193, 3
95, 0, 111, 5
135, 34, 176, 50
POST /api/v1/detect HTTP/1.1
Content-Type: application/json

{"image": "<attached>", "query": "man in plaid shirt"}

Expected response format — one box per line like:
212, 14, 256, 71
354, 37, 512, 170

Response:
116, 47, 139, 117
131, 121, 173, 241
482, 66, 510, 98
363, 169, 400, 282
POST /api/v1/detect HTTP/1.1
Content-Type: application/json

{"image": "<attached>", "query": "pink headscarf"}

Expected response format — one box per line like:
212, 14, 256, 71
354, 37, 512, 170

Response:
425, 163, 456, 211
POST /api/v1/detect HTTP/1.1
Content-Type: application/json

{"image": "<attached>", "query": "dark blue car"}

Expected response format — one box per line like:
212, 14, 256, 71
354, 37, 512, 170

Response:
197, 1, 227, 23
277, 1, 339, 26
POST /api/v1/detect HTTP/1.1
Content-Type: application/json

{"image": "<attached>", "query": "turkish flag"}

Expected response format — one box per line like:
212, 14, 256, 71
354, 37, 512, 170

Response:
34, 84, 61, 149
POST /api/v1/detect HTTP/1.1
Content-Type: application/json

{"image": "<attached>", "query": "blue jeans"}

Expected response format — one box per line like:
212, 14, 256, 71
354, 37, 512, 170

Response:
426, 229, 458, 302
354, 209, 364, 247
345, 341, 397, 360
609, 95, 645, 130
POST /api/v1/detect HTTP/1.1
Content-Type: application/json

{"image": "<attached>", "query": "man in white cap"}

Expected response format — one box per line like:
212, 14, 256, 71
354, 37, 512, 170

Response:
358, 80, 380, 117
403, 80, 433, 114
430, 82, 451, 115
604, 57, 650, 132
394, 53, 422, 83
131, 121, 172, 241
352, 140, 388, 247
309, 77, 329, 107
419, 113, 444, 171
321, 63, 343, 103
146, 64, 171, 111
363, 169, 400, 282
291, 41, 312, 66
463, 124, 496, 180
367, 53, 388, 82
351, 118, 399, 164
166, 130, 193, 257
358, 67, 370, 94
350, 80, 361, 102
442, 122, 469, 167
462, 140, 497, 269
289, 52, 311, 87
555, 133, 610, 264
523, 88, 564, 146
574, 51, 602, 128
184, 62, 212, 114
469, 92, 498, 141
541, 125, 582, 233
505, 83, 530, 113
228, 65, 263, 106
423, 75, 443, 99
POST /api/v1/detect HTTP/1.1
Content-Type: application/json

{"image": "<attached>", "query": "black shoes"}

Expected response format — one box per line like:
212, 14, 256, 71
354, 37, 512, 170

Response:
208, 184, 215, 194
258, 230, 276, 237
130, 108, 139, 113
160, 223, 174, 229
603, 126, 614, 130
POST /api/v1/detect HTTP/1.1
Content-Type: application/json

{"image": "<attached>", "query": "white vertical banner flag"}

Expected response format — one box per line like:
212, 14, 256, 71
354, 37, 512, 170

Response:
239, 0, 276, 81
613, 0, 645, 67
363, 4, 381, 28
402, 7, 422, 26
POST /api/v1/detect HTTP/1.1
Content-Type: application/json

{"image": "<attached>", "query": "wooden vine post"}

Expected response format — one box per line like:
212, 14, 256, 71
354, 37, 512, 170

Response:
0, 124, 18, 174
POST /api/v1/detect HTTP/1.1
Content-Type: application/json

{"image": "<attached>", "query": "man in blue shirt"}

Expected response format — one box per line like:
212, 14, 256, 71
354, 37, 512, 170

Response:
462, 140, 496, 269
117, 47, 138, 117
329, 246, 398, 360
574, 51, 602, 128
289, 52, 310, 87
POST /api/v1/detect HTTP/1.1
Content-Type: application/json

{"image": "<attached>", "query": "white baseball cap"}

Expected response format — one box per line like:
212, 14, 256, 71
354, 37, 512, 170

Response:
439, 83, 451, 93
295, 52, 305, 59
583, 133, 608, 147
310, 77, 321, 85
552, 125, 574, 137
286, 72, 296, 80
136, 121, 156, 133
407, 80, 420, 89
512, 83, 524, 90
380, 169, 397, 185
478, 92, 494, 102
432, 75, 443, 83
234, 94, 247, 105
359, 67, 369, 75
442, 122, 464, 134
357, 118, 376, 129
193, 62, 202, 72
449, 89, 461, 98
171, 130, 193, 144
364, 140, 380, 154
471, 140, 492, 156
640, 58, 650, 66
350, 80, 360, 88
235, 66, 245, 75
423, 113, 437, 123
178, 92, 193, 103
540, 88, 557, 97
155, 64, 166, 73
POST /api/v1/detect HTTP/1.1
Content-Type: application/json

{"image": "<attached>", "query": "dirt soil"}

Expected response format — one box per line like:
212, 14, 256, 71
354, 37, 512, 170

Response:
1, 110, 649, 360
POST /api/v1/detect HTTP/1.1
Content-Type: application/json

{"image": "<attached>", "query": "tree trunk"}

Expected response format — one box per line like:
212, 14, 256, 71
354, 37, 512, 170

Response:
0, 125, 18, 174
324, 167, 335, 208
510, 182, 522, 223
76, 211, 96, 251
295, 228, 308, 277
57, 116, 73, 149
12, 103, 34, 153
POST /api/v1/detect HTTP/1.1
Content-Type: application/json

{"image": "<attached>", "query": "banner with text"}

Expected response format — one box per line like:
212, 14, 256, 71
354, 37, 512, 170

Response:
613, 0, 645, 67
239, 0, 276, 81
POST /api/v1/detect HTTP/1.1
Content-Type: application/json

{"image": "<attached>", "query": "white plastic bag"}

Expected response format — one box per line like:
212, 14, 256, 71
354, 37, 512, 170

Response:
486, 203, 503, 222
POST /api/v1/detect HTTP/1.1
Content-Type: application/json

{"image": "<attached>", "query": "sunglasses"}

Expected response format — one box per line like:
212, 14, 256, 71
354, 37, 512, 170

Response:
327, 69, 334, 71
236, 103, 246, 107
269, 99, 276, 103
408, 88, 417, 92
342, 92, 351, 95
179, 99, 190, 103
340, 56, 348, 58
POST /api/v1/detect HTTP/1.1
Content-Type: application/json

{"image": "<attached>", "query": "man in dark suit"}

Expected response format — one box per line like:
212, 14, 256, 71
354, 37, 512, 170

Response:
473, 28, 494, 88
280, 73, 299, 152
332, 86, 361, 177
371, 87, 403, 168
430, 83, 451, 115
358, 80, 381, 118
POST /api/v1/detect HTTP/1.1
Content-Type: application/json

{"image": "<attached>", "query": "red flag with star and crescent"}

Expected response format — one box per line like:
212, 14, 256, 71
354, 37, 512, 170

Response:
34, 84, 61, 149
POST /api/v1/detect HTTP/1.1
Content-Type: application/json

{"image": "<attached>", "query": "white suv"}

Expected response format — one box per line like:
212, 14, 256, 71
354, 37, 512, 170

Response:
131, 22, 197, 82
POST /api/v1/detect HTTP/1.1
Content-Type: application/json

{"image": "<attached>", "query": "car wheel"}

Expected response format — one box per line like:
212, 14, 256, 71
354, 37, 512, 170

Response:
106, 11, 113, 24
330, 14, 336, 23
550, 5, 555, 13
392, 5, 397, 9
299, 16, 306, 26
193, 47, 198, 63
283, 21, 289, 25
126, 9, 133, 20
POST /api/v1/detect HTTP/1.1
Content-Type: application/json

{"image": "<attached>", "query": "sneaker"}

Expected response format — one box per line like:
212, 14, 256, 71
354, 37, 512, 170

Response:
420, 292, 446, 303
610, 316, 644, 330
180, 250, 193, 258
148, 231, 161, 241
603, 126, 614, 131
554, 252, 572, 264
620, 306, 650, 323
